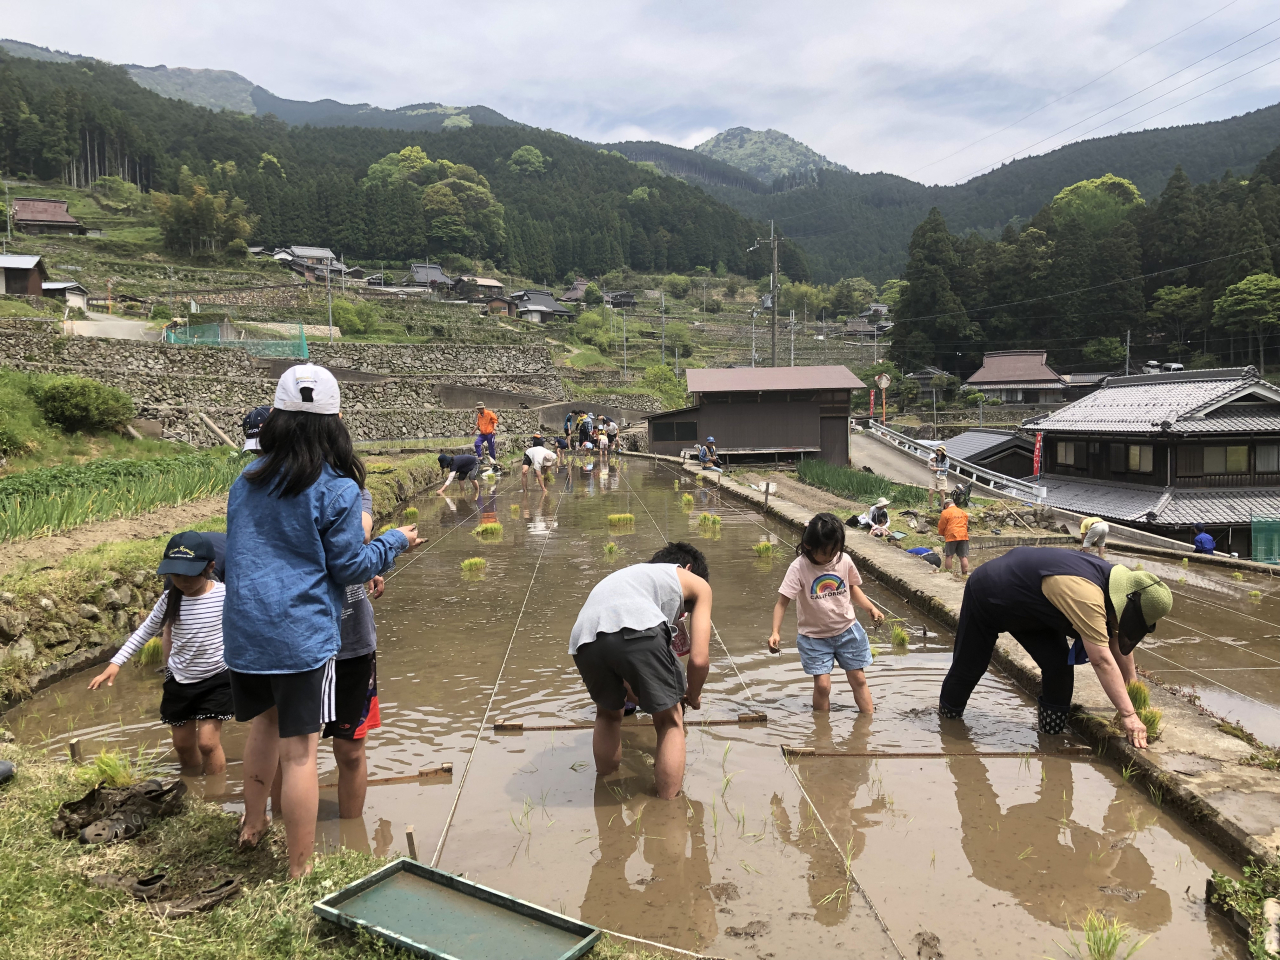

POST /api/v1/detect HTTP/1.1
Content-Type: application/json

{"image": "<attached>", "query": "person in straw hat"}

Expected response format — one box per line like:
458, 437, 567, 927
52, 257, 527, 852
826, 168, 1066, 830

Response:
868, 497, 891, 537
938, 547, 1172, 747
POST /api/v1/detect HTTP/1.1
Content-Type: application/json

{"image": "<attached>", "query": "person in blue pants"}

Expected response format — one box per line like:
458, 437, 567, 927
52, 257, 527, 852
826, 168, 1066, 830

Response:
474, 402, 498, 462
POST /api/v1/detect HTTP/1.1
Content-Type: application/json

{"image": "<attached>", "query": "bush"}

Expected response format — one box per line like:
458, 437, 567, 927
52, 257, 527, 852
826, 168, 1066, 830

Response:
584, 282, 604, 306
149, 303, 172, 321
725, 279, 740, 300
663, 274, 691, 299
225, 238, 249, 259
37, 377, 135, 433
704, 298, 723, 314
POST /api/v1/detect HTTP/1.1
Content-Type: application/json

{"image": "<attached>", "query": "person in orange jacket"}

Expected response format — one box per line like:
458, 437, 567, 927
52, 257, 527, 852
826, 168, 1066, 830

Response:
474, 402, 499, 462
938, 497, 970, 575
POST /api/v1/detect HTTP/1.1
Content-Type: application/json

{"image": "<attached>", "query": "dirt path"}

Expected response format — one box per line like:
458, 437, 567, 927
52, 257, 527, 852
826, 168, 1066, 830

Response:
737, 470, 864, 517
0, 494, 228, 577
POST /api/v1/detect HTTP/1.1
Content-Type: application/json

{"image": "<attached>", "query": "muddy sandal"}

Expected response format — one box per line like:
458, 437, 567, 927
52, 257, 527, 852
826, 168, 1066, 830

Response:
52, 778, 165, 838
148, 878, 241, 919
78, 781, 187, 845
91, 872, 172, 900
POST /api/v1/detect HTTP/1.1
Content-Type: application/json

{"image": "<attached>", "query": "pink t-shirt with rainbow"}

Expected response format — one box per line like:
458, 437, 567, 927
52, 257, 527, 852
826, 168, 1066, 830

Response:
779, 552, 863, 639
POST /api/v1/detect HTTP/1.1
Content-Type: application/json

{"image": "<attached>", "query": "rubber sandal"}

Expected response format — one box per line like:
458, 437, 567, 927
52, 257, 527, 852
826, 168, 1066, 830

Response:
148, 878, 241, 919
91, 872, 172, 900
52, 781, 126, 838
78, 781, 187, 845
0, 759, 14, 786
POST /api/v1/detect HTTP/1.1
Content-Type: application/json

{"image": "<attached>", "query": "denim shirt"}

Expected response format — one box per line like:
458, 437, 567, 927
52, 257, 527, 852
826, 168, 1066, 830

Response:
223, 462, 408, 674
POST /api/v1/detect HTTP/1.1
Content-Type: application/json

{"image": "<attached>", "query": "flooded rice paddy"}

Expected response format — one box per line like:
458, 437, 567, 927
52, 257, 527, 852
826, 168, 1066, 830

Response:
7, 458, 1247, 958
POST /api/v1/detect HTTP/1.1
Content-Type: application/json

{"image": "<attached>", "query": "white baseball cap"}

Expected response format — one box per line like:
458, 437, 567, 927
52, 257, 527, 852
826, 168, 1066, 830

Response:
275, 364, 341, 414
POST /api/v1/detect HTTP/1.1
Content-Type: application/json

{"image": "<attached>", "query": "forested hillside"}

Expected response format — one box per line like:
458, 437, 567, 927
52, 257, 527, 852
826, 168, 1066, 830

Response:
889, 152, 1280, 377
614, 103, 1280, 283
693, 127, 847, 181
0, 52, 797, 280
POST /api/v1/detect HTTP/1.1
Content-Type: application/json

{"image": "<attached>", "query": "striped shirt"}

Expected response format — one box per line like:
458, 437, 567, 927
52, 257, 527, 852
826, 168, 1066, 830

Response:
111, 582, 227, 684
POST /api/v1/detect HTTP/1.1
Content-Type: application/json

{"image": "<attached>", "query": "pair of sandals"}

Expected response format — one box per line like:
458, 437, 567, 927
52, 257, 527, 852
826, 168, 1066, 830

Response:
92, 873, 241, 918
52, 778, 188, 845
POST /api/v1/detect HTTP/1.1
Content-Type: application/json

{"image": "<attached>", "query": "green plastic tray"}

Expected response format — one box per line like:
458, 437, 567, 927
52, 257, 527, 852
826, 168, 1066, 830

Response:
313, 858, 601, 960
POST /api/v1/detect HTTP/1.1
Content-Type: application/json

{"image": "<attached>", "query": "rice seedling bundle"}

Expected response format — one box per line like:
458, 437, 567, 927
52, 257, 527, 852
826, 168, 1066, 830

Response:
752, 541, 773, 558
510, 503, 521, 516
460, 557, 487, 572
680, 493, 695, 509
0, 451, 248, 542
1233, 571, 1245, 581
604, 542, 618, 557
473, 521, 504, 539
1124, 680, 1162, 741
138, 637, 163, 667
698, 513, 721, 527
403, 506, 419, 521
890, 625, 910, 648
608, 514, 635, 526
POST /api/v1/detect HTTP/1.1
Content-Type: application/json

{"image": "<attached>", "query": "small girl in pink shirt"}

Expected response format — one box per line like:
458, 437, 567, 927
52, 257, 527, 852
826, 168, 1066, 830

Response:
768, 512, 884, 712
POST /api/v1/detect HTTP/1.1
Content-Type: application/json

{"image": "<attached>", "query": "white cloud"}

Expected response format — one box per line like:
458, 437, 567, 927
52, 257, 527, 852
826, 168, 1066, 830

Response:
7, 0, 1280, 184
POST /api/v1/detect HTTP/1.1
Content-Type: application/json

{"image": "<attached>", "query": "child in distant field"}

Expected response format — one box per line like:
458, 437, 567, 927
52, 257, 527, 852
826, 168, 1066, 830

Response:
767, 512, 884, 713
89, 531, 230, 776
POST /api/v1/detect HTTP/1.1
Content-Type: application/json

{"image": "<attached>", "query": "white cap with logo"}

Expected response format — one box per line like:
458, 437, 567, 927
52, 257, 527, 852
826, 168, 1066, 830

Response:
274, 364, 341, 415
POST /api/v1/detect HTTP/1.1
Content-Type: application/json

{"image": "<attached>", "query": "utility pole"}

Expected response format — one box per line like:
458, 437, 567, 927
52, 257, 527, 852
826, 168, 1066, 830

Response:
770, 221, 778, 366
2, 178, 9, 252
790, 310, 795, 366
623, 311, 627, 380
326, 257, 334, 343
660, 292, 666, 363
751, 309, 757, 367
1125, 329, 1131, 376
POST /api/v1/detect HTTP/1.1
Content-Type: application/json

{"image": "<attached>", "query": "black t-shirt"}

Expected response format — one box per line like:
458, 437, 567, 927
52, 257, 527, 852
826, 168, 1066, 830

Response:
451, 454, 479, 474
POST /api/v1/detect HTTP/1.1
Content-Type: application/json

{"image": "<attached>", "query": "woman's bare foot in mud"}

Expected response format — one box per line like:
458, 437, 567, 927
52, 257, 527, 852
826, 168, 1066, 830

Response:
237, 815, 268, 851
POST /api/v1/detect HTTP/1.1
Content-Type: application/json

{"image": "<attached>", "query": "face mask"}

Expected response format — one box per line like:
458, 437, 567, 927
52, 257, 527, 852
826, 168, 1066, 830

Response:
1117, 593, 1153, 656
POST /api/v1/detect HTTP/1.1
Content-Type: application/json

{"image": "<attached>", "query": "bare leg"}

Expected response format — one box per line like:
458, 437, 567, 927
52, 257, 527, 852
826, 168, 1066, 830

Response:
278, 732, 321, 878
651, 703, 686, 799
593, 706, 623, 776
170, 722, 201, 773
960, 555, 970, 575
521, 465, 529, 492
197, 718, 226, 775
846, 669, 874, 714
240, 709, 280, 846
333, 737, 368, 820
943, 554, 953, 573
812, 674, 832, 711
269, 764, 282, 819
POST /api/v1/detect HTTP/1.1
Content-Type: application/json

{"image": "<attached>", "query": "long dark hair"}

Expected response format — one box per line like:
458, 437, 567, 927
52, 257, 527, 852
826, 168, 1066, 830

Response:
799, 512, 846, 562
160, 582, 184, 628
245, 409, 365, 498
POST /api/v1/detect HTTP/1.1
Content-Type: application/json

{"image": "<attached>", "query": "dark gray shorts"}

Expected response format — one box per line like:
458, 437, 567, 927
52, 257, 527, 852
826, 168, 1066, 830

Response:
944, 539, 970, 558
572, 625, 685, 714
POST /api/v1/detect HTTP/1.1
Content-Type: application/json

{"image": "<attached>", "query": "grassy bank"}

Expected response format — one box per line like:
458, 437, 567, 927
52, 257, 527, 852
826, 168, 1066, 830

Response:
0, 744, 677, 960
1209, 861, 1280, 956
796, 458, 928, 507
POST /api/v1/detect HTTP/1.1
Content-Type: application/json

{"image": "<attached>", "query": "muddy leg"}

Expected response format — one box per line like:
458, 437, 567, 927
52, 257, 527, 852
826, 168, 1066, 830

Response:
170, 722, 202, 773
593, 706, 623, 776
812, 674, 832, 711
197, 718, 226, 775
278, 731, 321, 879
652, 703, 685, 799
333, 737, 368, 820
846, 669, 873, 714
240, 709, 280, 845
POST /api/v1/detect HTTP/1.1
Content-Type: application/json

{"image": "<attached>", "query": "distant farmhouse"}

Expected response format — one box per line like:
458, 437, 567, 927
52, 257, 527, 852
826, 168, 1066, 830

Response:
11, 198, 86, 236
1027, 366, 1280, 559
509, 289, 571, 322
967, 350, 1066, 404
0, 254, 48, 295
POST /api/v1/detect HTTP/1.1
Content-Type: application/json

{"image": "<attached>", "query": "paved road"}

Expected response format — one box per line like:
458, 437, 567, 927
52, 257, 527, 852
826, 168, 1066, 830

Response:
68, 315, 160, 341
848, 431, 937, 486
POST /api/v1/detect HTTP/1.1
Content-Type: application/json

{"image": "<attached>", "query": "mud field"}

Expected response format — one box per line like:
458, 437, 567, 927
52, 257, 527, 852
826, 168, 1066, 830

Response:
7, 459, 1248, 958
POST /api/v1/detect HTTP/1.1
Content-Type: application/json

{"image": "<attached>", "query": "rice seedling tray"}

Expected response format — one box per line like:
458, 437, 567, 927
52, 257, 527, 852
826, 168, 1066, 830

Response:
314, 858, 600, 960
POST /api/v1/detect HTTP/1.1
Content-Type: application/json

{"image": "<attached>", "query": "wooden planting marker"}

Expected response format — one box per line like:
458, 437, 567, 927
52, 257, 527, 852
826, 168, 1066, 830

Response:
405, 825, 418, 861
493, 720, 524, 732
418, 763, 453, 777
67, 739, 81, 763
737, 712, 767, 724
782, 745, 816, 758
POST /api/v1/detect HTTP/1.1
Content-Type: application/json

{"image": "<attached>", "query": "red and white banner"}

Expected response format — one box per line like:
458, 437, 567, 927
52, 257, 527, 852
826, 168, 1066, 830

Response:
1033, 432, 1044, 476
869, 390, 875, 418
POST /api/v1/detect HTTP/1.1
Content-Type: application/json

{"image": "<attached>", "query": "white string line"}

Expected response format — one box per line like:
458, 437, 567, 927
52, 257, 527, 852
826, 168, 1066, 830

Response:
784, 758, 907, 960
1169, 591, 1280, 633
618, 462, 760, 710
1161, 616, 1280, 668
431, 489, 568, 868
1140, 645, 1280, 715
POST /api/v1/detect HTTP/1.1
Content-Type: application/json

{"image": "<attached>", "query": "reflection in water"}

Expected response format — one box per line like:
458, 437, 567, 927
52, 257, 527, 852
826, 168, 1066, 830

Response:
950, 755, 1171, 930
582, 764, 716, 945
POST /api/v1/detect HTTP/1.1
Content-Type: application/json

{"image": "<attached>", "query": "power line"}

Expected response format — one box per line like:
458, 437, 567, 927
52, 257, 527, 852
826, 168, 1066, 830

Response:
951, 13, 1280, 184
907, 0, 1243, 177
1107, 50, 1280, 136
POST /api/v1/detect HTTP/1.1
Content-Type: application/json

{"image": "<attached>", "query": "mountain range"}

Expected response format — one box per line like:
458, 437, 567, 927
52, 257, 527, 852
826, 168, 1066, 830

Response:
4, 36, 1280, 283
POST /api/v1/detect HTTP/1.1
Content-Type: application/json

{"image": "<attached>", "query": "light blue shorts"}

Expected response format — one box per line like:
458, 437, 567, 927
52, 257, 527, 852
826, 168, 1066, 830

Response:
796, 621, 872, 675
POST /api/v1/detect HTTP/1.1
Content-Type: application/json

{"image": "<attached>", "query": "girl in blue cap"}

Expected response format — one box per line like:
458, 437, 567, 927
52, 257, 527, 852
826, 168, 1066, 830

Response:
89, 530, 231, 776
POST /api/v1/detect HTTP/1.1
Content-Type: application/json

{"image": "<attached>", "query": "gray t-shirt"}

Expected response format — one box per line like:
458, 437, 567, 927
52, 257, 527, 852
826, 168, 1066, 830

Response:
338, 489, 378, 660
569, 563, 683, 654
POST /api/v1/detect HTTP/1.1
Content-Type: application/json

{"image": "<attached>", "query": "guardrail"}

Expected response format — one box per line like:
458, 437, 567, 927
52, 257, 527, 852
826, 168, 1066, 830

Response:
865, 421, 1047, 503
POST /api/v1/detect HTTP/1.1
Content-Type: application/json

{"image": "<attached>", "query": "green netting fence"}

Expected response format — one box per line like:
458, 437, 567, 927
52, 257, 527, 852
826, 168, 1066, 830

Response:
1251, 515, 1280, 564
164, 322, 308, 359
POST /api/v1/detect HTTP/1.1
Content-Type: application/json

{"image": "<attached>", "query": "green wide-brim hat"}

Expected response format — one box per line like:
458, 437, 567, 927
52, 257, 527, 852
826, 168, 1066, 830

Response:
1108, 564, 1173, 629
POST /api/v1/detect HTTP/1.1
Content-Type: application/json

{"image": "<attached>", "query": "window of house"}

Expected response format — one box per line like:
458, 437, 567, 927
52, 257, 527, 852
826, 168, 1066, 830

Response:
1110, 443, 1127, 472
1204, 446, 1225, 474
1204, 445, 1249, 474
1258, 444, 1280, 473
653, 421, 699, 442
1056, 441, 1074, 466
1176, 446, 1204, 477
1127, 444, 1153, 473
1226, 445, 1249, 473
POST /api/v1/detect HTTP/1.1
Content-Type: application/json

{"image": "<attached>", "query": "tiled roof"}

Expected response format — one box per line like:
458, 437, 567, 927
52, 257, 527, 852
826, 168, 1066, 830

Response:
1039, 476, 1168, 522
407, 263, 452, 285
285, 245, 337, 260
1026, 367, 1280, 435
12, 198, 80, 225
1040, 475, 1280, 526
966, 350, 1064, 387
1159, 488, 1280, 525
686, 365, 865, 393
943, 429, 1028, 462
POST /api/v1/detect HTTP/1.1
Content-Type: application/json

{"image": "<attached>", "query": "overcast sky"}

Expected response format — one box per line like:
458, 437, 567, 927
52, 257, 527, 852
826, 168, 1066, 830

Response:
7, 0, 1280, 185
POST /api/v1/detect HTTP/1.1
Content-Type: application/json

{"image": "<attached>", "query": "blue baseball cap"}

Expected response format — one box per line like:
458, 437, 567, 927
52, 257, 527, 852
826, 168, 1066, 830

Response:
242, 405, 271, 451
156, 531, 216, 577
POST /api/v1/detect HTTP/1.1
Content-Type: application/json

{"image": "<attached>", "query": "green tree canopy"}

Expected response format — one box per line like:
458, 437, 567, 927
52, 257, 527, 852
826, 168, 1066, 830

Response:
1049, 173, 1143, 236
508, 145, 546, 175
1214, 273, 1280, 373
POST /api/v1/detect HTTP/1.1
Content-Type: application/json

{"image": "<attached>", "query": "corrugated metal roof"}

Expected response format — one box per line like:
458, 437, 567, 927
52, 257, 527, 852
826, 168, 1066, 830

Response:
286, 245, 337, 260
943, 429, 1025, 461
967, 350, 1064, 387
0, 255, 43, 269
686, 365, 865, 392
1027, 367, 1280, 435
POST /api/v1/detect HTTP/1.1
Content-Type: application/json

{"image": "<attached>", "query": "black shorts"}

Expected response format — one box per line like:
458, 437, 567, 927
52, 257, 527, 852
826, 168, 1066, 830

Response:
522, 453, 533, 467
160, 669, 234, 726
230, 659, 336, 739
573, 626, 686, 714
323, 653, 380, 741
944, 540, 970, 558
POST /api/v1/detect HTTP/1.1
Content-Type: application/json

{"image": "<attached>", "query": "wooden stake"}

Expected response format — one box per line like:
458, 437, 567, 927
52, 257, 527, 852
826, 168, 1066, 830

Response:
405, 825, 418, 861
67, 739, 81, 763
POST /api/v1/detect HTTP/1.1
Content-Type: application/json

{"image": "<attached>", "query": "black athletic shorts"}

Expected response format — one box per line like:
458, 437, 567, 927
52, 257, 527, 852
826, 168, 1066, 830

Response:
573, 625, 686, 714
323, 653, 380, 741
160, 669, 234, 726
522, 453, 533, 467
230, 659, 336, 738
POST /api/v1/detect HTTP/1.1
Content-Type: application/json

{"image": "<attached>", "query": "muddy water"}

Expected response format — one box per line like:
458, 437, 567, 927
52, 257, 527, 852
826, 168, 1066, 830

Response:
7, 459, 1246, 958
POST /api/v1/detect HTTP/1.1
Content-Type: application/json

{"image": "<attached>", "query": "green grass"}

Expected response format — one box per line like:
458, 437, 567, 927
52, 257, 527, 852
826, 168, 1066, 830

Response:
1210, 860, 1280, 957
565, 348, 618, 371
0, 449, 248, 542
796, 459, 928, 507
